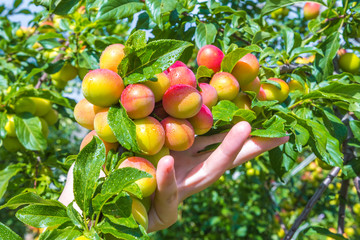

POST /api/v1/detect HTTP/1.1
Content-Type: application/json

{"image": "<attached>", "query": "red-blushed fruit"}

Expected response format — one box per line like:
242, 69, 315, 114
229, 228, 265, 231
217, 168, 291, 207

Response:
94, 109, 117, 143
80, 130, 119, 154
197, 45, 224, 73
231, 53, 260, 87
136, 146, 170, 168
257, 86, 267, 101
82, 69, 124, 107
134, 116, 165, 155
210, 72, 239, 100
161, 117, 195, 151
74, 98, 104, 130
168, 67, 197, 88
99, 44, 125, 72
260, 78, 289, 103
167, 61, 187, 72
303, 2, 321, 20
162, 84, 203, 119
143, 72, 170, 102
199, 83, 218, 109
120, 84, 155, 119
151, 103, 169, 120
241, 76, 260, 95
188, 104, 213, 135
131, 198, 149, 230
119, 157, 156, 197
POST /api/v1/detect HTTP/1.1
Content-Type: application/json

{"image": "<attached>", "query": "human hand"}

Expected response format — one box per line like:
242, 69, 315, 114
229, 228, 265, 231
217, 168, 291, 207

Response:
147, 121, 289, 232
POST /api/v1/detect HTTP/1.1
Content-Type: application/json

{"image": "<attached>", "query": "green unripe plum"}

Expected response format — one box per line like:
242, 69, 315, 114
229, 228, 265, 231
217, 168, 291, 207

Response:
30, 97, 52, 117
74, 98, 104, 130
94, 110, 117, 143
136, 146, 170, 167
82, 69, 124, 107
231, 53, 259, 87
161, 117, 195, 151
39, 118, 49, 137
197, 45, 224, 73
3, 136, 23, 152
52, 79, 67, 90
99, 44, 125, 73
143, 72, 170, 102
14, 97, 36, 115
199, 83, 218, 109
121, 84, 155, 119
168, 67, 197, 88
78, 68, 88, 80
162, 84, 202, 119
5, 115, 16, 137
271, 7, 289, 19
338, 53, 360, 74
80, 130, 118, 155
131, 198, 149, 230
134, 117, 165, 155
119, 157, 156, 198
188, 104, 213, 135
210, 72, 239, 100
260, 78, 289, 103
43, 108, 58, 126
303, 2, 321, 20
50, 62, 78, 82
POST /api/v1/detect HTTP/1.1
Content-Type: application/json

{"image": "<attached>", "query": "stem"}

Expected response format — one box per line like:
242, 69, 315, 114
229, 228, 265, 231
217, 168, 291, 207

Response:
33, 156, 41, 188
337, 179, 349, 234
284, 167, 341, 240
353, 177, 360, 200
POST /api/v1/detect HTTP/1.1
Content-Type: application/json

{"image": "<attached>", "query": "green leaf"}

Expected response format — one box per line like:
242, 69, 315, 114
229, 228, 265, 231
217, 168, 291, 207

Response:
320, 108, 347, 144
281, 27, 296, 54
0, 192, 64, 210
16, 205, 70, 228
53, 0, 80, 15
98, 218, 149, 240
125, 30, 146, 50
290, 47, 323, 62
108, 105, 141, 153
78, 50, 99, 70
350, 120, 360, 141
196, 65, 214, 80
293, 124, 309, 152
251, 115, 288, 138
14, 113, 47, 151
39, 227, 82, 240
97, 0, 144, 21
221, 48, 252, 73
261, 0, 325, 16
269, 140, 297, 179
302, 82, 360, 101
145, 0, 177, 30
342, 158, 360, 180
299, 226, 347, 239
0, 112, 7, 138
74, 137, 106, 214
313, 31, 340, 81
194, 23, 217, 49
120, 40, 193, 84
0, 221, 22, 240
252, 31, 272, 44
212, 100, 256, 123
66, 202, 85, 229
0, 164, 25, 200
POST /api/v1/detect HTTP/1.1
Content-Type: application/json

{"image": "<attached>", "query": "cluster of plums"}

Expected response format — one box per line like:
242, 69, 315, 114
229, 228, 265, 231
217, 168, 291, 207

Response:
3, 97, 59, 152
74, 43, 307, 230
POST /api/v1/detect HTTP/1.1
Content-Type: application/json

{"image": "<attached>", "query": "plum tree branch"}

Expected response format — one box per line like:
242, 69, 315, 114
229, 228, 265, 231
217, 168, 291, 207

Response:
218, 28, 251, 45
283, 167, 341, 240
354, 177, 360, 200
337, 179, 349, 234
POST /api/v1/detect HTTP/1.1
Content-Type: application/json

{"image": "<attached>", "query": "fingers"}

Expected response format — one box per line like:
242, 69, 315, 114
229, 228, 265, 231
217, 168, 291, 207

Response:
229, 136, 290, 169
58, 163, 75, 206
179, 121, 252, 201
148, 156, 179, 232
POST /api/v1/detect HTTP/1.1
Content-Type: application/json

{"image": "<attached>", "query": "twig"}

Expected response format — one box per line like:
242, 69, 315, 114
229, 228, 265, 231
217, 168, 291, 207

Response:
33, 156, 41, 188
279, 64, 307, 74
218, 28, 251, 46
337, 179, 349, 234
353, 177, 360, 200
284, 167, 341, 240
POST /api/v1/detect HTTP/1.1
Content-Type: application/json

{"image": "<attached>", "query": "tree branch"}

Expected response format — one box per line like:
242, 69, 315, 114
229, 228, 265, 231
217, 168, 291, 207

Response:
353, 177, 360, 200
337, 179, 349, 234
279, 64, 307, 74
284, 167, 341, 240
218, 28, 251, 46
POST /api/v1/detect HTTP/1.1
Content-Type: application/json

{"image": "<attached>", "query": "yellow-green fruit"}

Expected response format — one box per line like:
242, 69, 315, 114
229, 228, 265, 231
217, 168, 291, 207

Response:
277, 228, 285, 238
246, 168, 255, 176
3, 136, 23, 152
50, 62, 78, 82
261, 78, 289, 103
5, 115, 16, 137
14, 97, 36, 115
132, 198, 149, 231
136, 146, 170, 167
94, 110, 118, 143
15, 28, 24, 38
354, 203, 360, 215
30, 97, 52, 117
315, 158, 332, 170
345, 227, 355, 237
339, 53, 360, 74
74, 237, 90, 240
288, 80, 309, 94
271, 8, 289, 19
43, 109, 58, 126
143, 72, 170, 102
52, 79, 67, 90
40, 118, 49, 137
